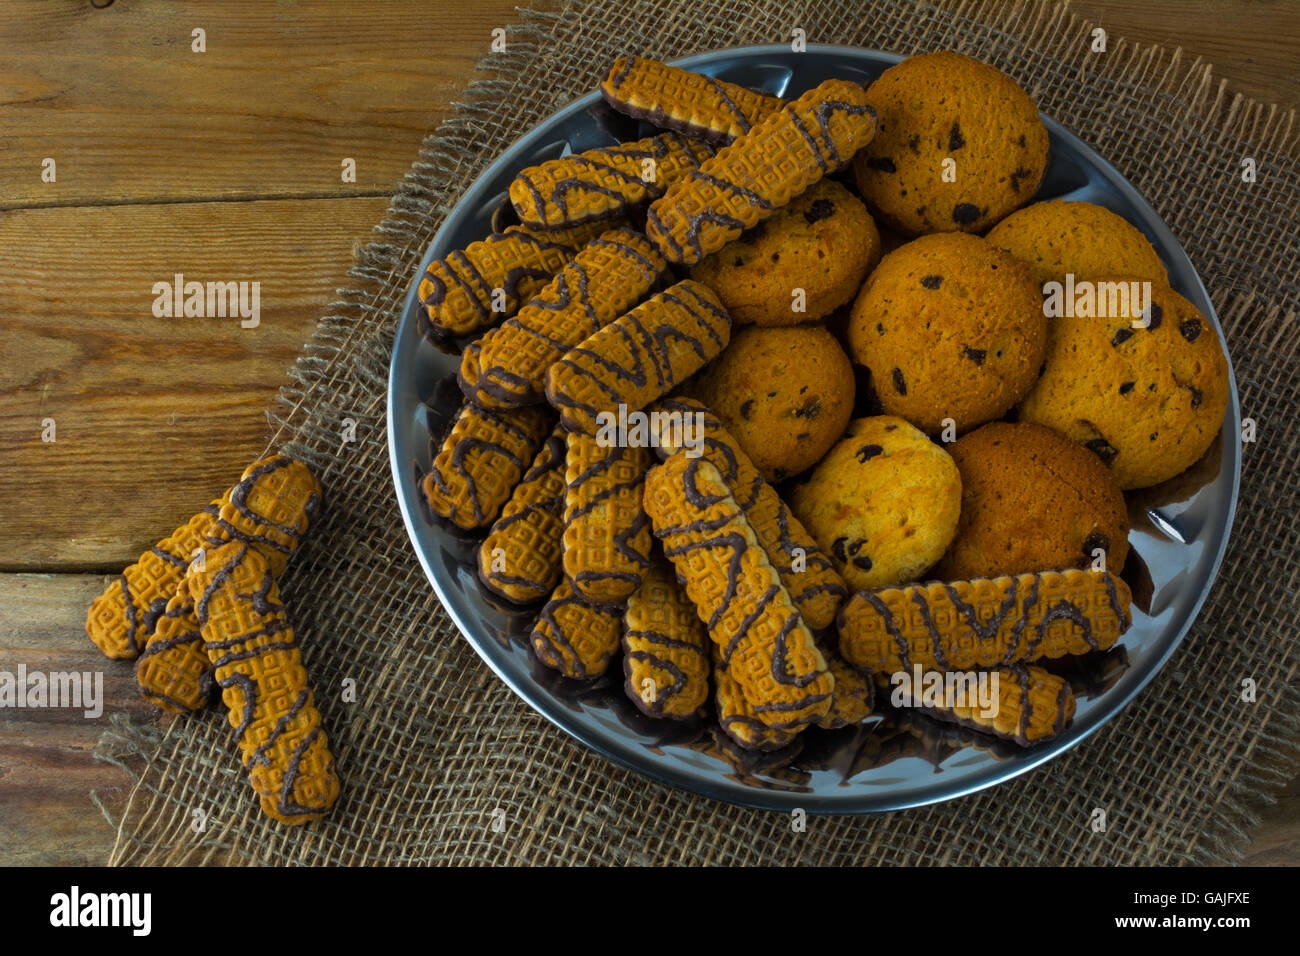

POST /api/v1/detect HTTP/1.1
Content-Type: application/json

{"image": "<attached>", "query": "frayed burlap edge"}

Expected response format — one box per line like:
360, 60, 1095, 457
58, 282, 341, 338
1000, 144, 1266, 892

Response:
95, 0, 1299, 866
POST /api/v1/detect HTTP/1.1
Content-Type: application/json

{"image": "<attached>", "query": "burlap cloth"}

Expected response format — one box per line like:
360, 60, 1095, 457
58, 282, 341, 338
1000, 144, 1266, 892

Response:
96, 0, 1299, 866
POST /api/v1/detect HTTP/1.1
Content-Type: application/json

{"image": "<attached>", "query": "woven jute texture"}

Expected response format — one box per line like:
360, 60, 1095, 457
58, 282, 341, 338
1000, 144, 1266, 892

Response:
97, 0, 1299, 865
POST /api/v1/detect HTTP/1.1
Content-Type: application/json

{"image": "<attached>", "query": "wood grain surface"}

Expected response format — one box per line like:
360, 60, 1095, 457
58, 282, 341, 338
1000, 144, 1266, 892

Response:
0, 0, 1295, 866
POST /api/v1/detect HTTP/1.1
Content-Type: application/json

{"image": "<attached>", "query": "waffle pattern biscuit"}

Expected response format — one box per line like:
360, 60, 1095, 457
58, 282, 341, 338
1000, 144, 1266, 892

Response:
530, 578, 624, 679
476, 229, 669, 407
86, 500, 222, 660
188, 542, 339, 825
601, 55, 785, 145
206, 456, 322, 577
510, 133, 714, 231
645, 79, 877, 265
562, 433, 653, 604
417, 221, 608, 340
837, 569, 1133, 674
478, 428, 567, 603
713, 653, 799, 751
651, 397, 846, 629
645, 455, 834, 729
421, 403, 554, 530
135, 592, 213, 714
457, 339, 503, 410
546, 280, 731, 434
880, 664, 1076, 746
622, 557, 711, 719
818, 649, 874, 730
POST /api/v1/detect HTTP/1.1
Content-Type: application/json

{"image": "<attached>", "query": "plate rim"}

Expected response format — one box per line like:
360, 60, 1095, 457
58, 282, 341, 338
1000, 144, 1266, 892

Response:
386, 43, 1242, 814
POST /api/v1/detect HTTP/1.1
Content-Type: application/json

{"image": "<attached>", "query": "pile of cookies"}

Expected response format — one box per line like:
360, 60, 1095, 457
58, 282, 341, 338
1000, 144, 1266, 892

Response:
85, 456, 340, 825
415, 51, 1229, 761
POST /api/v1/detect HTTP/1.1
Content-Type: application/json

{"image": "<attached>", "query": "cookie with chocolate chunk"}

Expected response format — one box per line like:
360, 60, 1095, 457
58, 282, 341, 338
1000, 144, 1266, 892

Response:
852, 51, 1048, 236
691, 180, 881, 326
934, 422, 1130, 580
985, 200, 1168, 289
847, 232, 1046, 435
1018, 280, 1230, 489
790, 416, 962, 590
692, 323, 855, 482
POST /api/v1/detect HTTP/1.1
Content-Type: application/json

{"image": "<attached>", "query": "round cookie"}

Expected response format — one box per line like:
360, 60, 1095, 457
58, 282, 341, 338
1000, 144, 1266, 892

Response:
847, 232, 1047, 434
692, 323, 854, 482
789, 416, 962, 590
985, 200, 1168, 288
852, 51, 1049, 236
691, 180, 881, 327
934, 422, 1130, 581
1018, 279, 1230, 489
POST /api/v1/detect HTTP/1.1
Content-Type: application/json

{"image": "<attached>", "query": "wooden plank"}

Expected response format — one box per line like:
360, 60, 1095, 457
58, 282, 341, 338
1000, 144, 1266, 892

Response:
0, 0, 536, 208
0, 196, 390, 570
0, 573, 152, 866
1067, 0, 1300, 108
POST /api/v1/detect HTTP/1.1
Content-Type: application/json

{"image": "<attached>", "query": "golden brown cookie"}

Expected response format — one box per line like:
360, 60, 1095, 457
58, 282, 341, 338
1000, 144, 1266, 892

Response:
879, 664, 1075, 746
562, 433, 653, 605
86, 500, 222, 660
546, 280, 731, 435
509, 133, 714, 231
457, 338, 502, 410
420, 402, 554, 530
477, 428, 567, 603
135, 591, 213, 714
789, 416, 962, 590
934, 422, 1130, 580
601, 55, 784, 144
417, 221, 608, 340
206, 455, 323, 577
847, 232, 1047, 434
712, 651, 801, 751
692, 179, 880, 326
646, 79, 878, 266
644, 454, 834, 730
188, 541, 339, 825
837, 568, 1132, 674
692, 322, 854, 482
476, 228, 668, 407
530, 578, 624, 679
1017, 280, 1231, 489
622, 557, 711, 719
984, 200, 1168, 288
651, 397, 847, 630
852, 51, 1049, 235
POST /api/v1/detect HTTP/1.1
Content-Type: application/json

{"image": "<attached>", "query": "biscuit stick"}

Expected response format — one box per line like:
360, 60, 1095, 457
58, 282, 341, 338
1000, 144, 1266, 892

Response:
530, 578, 624, 679
622, 556, 711, 720
509, 133, 714, 231
188, 542, 339, 824
601, 56, 784, 145
837, 569, 1133, 674
651, 397, 846, 629
645, 78, 876, 266
86, 501, 223, 660
545, 280, 731, 435
878, 664, 1076, 747
562, 433, 653, 605
478, 428, 567, 603
421, 403, 554, 530
645, 454, 834, 729
418, 220, 610, 340
476, 228, 668, 407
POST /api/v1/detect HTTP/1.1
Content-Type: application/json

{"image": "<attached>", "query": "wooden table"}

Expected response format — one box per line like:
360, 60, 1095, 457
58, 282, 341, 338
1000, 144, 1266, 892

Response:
1, 0, 1295, 866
